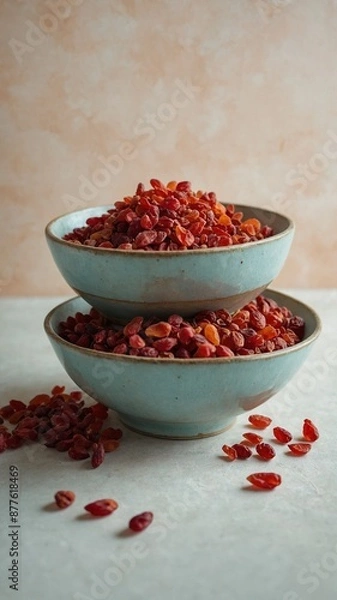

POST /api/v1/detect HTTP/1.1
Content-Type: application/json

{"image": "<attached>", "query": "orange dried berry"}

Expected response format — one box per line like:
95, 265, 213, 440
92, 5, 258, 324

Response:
218, 213, 232, 226
248, 414, 272, 429
166, 180, 177, 191
302, 419, 319, 442
258, 325, 278, 340
241, 218, 261, 234
203, 324, 220, 346
101, 439, 120, 452
174, 224, 195, 247
54, 490, 75, 509
145, 322, 172, 338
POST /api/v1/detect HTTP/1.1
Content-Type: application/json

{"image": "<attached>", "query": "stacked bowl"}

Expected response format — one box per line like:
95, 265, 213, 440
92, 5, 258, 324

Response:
44, 180, 321, 439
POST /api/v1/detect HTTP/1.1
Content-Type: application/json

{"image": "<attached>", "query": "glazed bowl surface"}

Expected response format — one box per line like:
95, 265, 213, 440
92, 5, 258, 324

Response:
44, 290, 320, 439
45, 205, 294, 322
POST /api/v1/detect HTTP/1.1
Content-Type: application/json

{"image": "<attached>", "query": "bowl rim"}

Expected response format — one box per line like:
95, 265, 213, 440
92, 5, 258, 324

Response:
45, 203, 295, 256
44, 290, 321, 365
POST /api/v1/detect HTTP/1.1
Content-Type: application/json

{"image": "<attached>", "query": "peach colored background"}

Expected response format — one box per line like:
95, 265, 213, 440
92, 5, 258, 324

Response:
1, 0, 337, 296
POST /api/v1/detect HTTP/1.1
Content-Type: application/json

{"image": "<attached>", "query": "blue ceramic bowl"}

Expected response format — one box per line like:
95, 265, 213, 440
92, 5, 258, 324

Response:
44, 290, 320, 440
45, 205, 294, 322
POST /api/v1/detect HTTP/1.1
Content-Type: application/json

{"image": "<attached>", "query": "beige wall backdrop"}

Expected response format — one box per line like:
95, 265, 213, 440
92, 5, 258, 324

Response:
1, 0, 337, 296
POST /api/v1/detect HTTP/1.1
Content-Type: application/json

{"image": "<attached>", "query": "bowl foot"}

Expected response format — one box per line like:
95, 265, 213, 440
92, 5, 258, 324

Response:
118, 414, 236, 440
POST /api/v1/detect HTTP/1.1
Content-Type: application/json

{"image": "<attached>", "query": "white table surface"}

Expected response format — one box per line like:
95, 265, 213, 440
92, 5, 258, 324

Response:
0, 290, 336, 600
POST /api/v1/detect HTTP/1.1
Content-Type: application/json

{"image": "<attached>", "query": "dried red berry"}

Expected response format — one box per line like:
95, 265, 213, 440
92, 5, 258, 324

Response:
231, 443, 252, 459
247, 472, 282, 490
221, 444, 237, 461
101, 439, 120, 452
9, 399, 27, 411
0, 405, 14, 419
248, 414, 272, 429
242, 432, 263, 445
273, 426, 292, 444
99, 427, 123, 441
129, 511, 153, 532
84, 499, 118, 516
256, 442, 276, 460
91, 442, 105, 469
54, 490, 75, 509
63, 180, 273, 250
90, 403, 109, 419
68, 447, 90, 461
288, 443, 312, 456
58, 296, 305, 358
302, 419, 319, 442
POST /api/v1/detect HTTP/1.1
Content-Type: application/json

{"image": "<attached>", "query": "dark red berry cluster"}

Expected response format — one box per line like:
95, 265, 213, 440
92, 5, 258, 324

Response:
58, 295, 305, 358
0, 386, 122, 468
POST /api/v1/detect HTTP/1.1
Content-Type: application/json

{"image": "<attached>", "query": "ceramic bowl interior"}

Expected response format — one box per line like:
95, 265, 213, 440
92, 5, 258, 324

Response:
45, 205, 294, 322
44, 290, 321, 440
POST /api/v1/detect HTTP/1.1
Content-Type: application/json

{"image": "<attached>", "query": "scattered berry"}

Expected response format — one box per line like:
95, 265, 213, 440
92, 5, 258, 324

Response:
247, 472, 282, 490
273, 426, 292, 444
288, 443, 312, 456
84, 499, 119, 516
221, 444, 237, 461
91, 442, 105, 469
129, 511, 154, 532
248, 415, 272, 429
242, 432, 263, 445
302, 419, 319, 442
54, 490, 75, 509
231, 443, 252, 459
256, 442, 276, 460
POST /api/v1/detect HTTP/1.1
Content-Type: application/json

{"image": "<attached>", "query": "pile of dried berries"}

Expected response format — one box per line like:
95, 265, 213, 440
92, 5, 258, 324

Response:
63, 179, 274, 250
58, 295, 305, 358
222, 414, 320, 490
53, 490, 153, 532
0, 386, 122, 468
